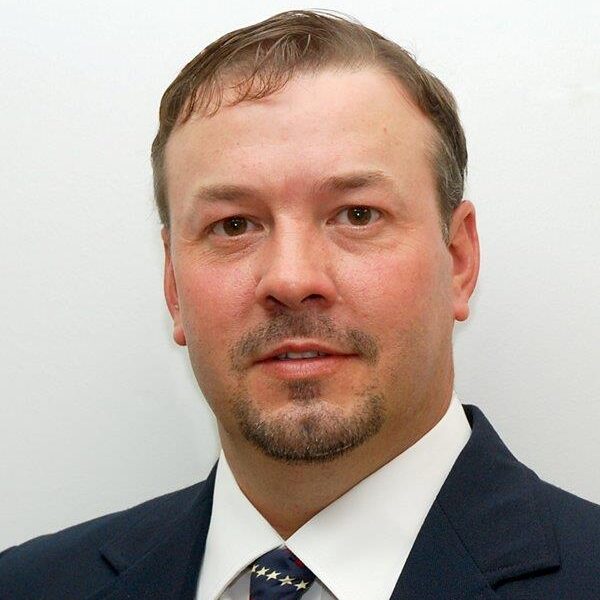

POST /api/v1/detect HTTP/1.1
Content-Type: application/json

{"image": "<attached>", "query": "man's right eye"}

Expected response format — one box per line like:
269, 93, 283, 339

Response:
210, 216, 257, 237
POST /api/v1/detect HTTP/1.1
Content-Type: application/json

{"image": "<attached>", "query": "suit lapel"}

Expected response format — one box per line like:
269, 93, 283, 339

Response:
391, 405, 560, 599
390, 501, 498, 600
87, 462, 218, 600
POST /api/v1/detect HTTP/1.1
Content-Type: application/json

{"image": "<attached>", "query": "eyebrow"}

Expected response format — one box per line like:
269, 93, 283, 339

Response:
189, 169, 400, 205
317, 170, 396, 194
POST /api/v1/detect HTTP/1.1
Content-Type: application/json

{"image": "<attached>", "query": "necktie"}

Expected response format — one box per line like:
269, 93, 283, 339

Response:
249, 546, 316, 599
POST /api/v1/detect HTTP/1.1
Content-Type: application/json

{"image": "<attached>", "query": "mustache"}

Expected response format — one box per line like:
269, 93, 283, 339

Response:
229, 311, 379, 371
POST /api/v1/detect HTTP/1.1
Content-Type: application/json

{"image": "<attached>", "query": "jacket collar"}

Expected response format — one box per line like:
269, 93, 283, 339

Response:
391, 404, 561, 599
91, 405, 560, 600
90, 462, 218, 600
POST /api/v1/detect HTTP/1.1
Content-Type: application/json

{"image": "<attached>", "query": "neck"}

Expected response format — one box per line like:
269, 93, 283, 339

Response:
218, 390, 452, 539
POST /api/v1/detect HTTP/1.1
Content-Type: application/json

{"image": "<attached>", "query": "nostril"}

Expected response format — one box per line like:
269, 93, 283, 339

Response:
303, 294, 325, 302
266, 295, 286, 307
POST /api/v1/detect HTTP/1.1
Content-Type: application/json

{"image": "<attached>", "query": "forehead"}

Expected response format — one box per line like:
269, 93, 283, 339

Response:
164, 68, 437, 208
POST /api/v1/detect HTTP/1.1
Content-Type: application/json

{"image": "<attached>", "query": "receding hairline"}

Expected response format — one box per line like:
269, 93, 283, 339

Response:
163, 65, 442, 185
168, 61, 436, 135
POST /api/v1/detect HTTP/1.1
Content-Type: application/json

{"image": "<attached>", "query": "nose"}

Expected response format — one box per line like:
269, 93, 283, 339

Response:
254, 225, 338, 312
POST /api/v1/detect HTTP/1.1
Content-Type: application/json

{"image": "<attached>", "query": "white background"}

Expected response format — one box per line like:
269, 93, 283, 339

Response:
1, 0, 598, 550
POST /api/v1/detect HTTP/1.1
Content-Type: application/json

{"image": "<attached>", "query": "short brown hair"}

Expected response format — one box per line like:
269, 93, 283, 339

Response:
151, 10, 467, 242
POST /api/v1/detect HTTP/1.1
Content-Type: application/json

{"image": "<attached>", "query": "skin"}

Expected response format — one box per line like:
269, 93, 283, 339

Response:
161, 68, 480, 539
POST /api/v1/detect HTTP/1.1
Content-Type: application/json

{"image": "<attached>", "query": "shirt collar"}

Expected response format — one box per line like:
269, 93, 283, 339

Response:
197, 392, 471, 600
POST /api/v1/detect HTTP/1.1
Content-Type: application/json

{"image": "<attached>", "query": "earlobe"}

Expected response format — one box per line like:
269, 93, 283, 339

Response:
161, 227, 187, 346
448, 201, 480, 322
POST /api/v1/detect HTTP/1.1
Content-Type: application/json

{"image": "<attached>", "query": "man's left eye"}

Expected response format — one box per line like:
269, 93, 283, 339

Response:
335, 206, 382, 226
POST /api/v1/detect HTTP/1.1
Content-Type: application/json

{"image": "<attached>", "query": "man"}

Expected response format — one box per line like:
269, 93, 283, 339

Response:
1, 9, 598, 600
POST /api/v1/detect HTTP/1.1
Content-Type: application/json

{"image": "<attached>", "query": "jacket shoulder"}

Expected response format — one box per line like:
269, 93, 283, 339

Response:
449, 405, 600, 599
540, 479, 600, 560
497, 479, 600, 599
0, 480, 206, 599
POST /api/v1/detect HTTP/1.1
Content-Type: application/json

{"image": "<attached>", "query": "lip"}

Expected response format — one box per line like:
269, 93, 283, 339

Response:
254, 340, 353, 363
255, 354, 356, 379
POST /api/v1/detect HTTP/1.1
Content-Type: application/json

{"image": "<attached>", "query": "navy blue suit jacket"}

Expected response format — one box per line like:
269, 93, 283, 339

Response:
1, 405, 599, 599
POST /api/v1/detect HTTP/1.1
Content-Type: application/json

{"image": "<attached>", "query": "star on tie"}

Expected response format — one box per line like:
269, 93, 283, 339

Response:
256, 566, 269, 578
249, 546, 316, 598
294, 580, 310, 590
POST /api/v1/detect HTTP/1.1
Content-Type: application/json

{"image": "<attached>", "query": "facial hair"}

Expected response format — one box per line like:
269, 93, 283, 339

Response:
228, 311, 385, 464
231, 382, 386, 464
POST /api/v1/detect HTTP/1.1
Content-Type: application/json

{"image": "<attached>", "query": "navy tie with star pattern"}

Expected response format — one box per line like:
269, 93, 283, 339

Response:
249, 546, 316, 599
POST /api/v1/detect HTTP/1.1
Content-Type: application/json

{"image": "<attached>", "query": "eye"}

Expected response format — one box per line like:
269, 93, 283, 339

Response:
210, 216, 259, 237
334, 206, 382, 227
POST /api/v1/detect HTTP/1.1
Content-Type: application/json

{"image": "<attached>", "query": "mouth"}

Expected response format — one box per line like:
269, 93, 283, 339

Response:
268, 350, 331, 361
254, 352, 357, 379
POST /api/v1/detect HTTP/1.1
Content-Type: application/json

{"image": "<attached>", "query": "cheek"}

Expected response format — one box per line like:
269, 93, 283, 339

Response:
181, 260, 253, 317
355, 249, 451, 383
178, 262, 255, 362
341, 246, 442, 327
177, 265, 255, 414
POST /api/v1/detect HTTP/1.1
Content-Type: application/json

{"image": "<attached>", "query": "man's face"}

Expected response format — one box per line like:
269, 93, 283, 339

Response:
162, 68, 477, 464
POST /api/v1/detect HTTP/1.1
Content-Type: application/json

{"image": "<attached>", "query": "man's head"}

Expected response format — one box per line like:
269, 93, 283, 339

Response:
151, 10, 467, 243
155, 11, 479, 467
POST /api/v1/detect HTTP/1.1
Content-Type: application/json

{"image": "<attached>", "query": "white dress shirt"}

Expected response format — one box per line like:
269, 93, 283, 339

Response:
196, 393, 471, 600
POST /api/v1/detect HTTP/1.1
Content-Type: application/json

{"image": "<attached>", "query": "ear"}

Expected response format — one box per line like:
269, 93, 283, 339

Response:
448, 201, 480, 322
161, 227, 186, 346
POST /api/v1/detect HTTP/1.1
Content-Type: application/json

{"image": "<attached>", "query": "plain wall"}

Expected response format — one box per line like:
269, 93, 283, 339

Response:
1, 0, 598, 550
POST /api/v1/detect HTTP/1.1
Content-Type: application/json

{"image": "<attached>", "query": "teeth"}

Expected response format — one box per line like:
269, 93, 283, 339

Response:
276, 351, 329, 360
